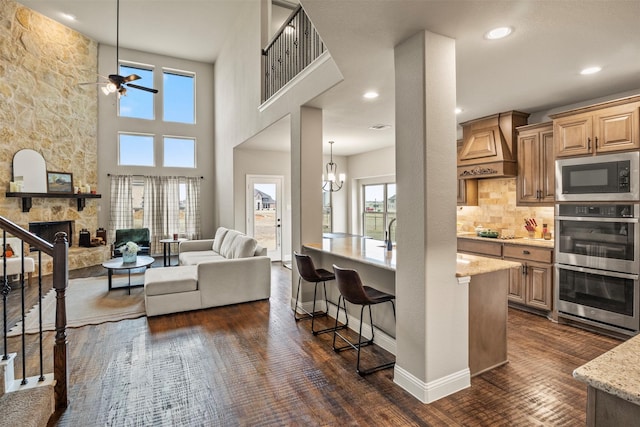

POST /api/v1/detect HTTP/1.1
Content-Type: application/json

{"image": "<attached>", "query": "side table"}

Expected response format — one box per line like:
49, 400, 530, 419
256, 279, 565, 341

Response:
159, 238, 188, 267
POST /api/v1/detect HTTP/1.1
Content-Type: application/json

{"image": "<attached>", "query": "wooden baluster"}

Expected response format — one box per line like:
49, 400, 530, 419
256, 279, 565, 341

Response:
53, 231, 69, 409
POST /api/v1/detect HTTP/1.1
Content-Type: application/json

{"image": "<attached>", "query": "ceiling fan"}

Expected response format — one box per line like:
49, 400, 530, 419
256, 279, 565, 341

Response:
79, 0, 158, 96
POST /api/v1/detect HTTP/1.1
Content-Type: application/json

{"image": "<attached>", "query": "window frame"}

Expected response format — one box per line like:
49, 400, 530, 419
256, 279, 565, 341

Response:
362, 182, 396, 241
118, 132, 156, 167
162, 68, 196, 124
162, 135, 197, 168
117, 61, 156, 120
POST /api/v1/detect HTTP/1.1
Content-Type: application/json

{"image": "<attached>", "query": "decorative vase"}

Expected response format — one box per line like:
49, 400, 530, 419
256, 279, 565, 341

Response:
122, 252, 137, 264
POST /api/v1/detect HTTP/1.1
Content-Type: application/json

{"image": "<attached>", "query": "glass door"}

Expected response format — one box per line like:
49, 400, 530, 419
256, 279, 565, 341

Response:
246, 175, 283, 261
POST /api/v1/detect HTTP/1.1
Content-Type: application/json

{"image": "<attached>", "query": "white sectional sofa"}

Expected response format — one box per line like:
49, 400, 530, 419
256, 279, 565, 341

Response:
144, 227, 271, 316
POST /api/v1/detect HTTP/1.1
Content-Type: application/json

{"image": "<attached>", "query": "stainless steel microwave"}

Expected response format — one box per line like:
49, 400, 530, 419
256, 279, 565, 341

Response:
556, 152, 640, 202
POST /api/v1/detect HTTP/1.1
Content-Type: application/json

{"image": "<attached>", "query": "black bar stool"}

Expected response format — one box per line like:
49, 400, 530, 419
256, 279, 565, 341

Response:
293, 252, 348, 335
332, 264, 396, 376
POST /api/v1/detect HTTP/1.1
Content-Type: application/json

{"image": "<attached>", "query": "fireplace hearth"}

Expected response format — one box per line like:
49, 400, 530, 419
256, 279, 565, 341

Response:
29, 221, 74, 247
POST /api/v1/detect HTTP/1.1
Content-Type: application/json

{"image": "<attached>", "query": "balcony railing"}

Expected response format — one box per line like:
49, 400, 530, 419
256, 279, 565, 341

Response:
262, 5, 326, 102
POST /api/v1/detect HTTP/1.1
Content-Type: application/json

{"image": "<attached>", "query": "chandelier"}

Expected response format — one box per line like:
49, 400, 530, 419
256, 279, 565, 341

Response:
322, 141, 345, 192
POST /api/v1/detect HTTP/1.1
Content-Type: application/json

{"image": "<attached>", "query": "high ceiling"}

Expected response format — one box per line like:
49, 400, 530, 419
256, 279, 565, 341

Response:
18, 0, 640, 156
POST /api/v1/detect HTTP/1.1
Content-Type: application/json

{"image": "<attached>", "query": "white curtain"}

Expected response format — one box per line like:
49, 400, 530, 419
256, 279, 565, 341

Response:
143, 176, 180, 254
183, 176, 201, 240
108, 175, 133, 243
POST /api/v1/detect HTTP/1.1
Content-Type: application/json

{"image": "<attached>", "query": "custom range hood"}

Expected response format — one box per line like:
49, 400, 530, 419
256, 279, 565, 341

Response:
457, 111, 530, 179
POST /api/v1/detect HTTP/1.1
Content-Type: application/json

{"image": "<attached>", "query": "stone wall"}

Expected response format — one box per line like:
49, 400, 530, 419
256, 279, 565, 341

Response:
457, 178, 555, 238
0, 0, 100, 256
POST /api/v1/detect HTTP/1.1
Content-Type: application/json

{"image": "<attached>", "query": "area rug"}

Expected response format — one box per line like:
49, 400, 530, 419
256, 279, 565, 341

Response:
8, 274, 146, 337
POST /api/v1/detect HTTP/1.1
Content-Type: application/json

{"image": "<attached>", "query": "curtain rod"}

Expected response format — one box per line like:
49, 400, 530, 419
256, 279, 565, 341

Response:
107, 173, 204, 179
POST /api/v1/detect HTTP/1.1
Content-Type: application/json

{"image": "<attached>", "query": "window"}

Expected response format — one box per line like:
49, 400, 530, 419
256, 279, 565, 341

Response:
129, 178, 190, 238
118, 133, 154, 166
163, 137, 196, 168
163, 70, 195, 124
322, 190, 332, 233
363, 183, 396, 240
118, 64, 154, 120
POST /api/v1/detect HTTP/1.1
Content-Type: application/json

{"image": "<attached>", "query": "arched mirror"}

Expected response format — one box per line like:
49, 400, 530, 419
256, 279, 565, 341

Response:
13, 149, 47, 193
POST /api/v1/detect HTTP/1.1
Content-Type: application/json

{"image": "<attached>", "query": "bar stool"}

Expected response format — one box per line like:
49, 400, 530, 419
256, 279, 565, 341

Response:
293, 252, 348, 335
332, 264, 396, 376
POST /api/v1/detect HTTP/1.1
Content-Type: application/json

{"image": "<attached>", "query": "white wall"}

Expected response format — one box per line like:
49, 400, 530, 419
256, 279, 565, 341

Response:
96, 44, 216, 238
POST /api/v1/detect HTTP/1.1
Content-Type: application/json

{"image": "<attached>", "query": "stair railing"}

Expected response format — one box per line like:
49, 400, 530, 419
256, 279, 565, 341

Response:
262, 5, 326, 102
0, 216, 68, 410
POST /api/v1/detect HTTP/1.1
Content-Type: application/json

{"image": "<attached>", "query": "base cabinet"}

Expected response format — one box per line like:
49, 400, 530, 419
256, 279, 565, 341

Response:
505, 258, 553, 311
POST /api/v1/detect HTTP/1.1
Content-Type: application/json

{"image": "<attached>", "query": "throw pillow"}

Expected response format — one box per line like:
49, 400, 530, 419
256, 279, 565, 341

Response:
219, 230, 241, 258
212, 227, 229, 253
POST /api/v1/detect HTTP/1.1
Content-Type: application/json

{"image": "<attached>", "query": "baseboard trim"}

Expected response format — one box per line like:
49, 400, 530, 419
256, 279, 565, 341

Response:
394, 364, 470, 403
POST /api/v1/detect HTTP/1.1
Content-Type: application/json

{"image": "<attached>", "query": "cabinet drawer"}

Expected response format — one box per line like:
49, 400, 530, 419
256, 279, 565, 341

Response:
503, 245, 552, 263
457, 239, 502, 258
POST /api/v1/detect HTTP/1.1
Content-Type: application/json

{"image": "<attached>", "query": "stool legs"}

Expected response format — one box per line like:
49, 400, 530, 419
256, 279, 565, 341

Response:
294, 278, 348, 335
333, 296, 396, 376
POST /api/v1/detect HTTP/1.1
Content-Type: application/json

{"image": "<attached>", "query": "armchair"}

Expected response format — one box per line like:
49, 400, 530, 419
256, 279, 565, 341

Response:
113, 228, 151, 257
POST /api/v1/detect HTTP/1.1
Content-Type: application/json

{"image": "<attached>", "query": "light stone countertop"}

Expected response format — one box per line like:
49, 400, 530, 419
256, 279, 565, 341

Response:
457, 233, 555, 249
573, 334, 640, 405
303, 235, 521, 277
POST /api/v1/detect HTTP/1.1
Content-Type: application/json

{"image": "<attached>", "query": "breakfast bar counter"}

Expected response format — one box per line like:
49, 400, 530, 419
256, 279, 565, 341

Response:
303, 235, 520, 376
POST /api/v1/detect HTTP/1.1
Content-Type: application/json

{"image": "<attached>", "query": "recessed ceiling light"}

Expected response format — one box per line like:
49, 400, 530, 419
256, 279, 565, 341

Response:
363, 91, 379, 99
369, 124, 391, 130
455, 107, 462, 114
485, 26, 513, 40
61, 12, 76, 21
580, 66, 602, 75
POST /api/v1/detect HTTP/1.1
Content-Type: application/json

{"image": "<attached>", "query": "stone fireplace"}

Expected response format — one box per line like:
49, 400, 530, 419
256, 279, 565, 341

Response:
29, 220, 74, 247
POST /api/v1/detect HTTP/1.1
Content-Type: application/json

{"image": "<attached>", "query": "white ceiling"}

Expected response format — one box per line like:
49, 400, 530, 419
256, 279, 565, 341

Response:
18, 0, 640, 156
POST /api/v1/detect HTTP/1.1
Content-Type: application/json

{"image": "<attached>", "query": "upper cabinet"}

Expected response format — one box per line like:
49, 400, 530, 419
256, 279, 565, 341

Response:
552, 95, 640, 158
516, 122, 554, 205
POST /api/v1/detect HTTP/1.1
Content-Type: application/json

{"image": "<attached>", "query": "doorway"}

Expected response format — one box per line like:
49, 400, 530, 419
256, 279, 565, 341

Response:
246, 175, 284, 261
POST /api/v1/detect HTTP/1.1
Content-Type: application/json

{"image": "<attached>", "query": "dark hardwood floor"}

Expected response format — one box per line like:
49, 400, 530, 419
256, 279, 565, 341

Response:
3, 259, 621, 426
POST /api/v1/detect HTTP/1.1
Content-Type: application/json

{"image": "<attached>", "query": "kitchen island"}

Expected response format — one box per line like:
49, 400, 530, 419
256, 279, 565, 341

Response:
573, 334, 640, 426
303, 235, 520, 376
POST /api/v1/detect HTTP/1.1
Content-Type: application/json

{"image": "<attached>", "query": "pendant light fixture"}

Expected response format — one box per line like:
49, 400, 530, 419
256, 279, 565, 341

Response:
322, 141, 345, 192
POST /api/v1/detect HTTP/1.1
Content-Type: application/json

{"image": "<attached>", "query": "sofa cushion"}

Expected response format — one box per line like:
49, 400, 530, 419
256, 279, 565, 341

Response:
232, 235, 258, 259
179, 250, 225, 266
144, 266, 198, 296
212, 227, 229, 253
219, 230, 242, 258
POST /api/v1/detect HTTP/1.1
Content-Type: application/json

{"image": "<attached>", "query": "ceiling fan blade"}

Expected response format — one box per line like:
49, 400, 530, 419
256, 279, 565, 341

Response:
78, 82, 107, 86
126, 83, 158, 94
123, 74, 141, 83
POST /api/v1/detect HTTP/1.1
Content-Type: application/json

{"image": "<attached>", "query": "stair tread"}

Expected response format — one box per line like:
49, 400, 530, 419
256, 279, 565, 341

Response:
0, 384, 54, 427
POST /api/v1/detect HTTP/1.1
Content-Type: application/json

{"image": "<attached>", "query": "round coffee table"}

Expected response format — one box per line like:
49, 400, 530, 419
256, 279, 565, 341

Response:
102, 255, 155, 294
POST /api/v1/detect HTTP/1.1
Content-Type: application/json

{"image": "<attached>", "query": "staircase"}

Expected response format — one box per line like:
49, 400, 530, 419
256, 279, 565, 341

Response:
0, 354, 55, 426
0, 215, 70, 426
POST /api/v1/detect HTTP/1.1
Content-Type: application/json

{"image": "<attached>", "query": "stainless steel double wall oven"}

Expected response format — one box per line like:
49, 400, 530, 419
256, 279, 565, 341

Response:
555, 152, 640, 334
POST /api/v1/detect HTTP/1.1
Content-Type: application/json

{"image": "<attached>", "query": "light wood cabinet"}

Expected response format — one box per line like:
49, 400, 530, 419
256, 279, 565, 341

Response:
516, 122, 554, 205
457, 139, 478, 206
552, 97, 640, 158
503, 245, 553, 311
458, 238, 554, 314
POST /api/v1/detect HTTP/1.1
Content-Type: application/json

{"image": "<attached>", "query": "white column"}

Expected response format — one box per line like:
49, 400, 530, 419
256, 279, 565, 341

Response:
290, 106, 323, 305
393, 30, 470, 403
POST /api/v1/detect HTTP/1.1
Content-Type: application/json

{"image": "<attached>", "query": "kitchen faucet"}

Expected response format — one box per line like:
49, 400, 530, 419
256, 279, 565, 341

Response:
386, 218, 397, 251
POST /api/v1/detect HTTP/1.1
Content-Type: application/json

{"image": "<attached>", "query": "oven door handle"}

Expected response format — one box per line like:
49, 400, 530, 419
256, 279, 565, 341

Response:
556, 263, 640, 280
556, 216, 639, 223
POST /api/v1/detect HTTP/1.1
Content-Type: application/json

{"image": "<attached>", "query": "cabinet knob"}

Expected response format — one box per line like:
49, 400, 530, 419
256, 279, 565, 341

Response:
595, 136, 599, 148
523, 250, 530, 255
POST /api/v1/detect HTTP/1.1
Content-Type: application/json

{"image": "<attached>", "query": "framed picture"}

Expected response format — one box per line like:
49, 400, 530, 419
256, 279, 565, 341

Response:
46, 172, 74, 194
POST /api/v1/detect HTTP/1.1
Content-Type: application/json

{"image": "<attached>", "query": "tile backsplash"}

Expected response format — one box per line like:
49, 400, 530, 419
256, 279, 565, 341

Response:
457, 178, 554, 239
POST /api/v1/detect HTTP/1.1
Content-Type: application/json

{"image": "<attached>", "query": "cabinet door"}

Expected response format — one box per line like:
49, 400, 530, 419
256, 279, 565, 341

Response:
507, 261, 525, 304
594, 104, 640, 153
457, 139, 478, 206
526, 262, 552, 311
516, 133, 541, 204
554, 115, 593, 157
539, 129, 555, 203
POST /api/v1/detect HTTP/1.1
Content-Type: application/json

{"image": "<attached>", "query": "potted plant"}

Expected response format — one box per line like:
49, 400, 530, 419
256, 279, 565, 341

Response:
118, 241, 140, 264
